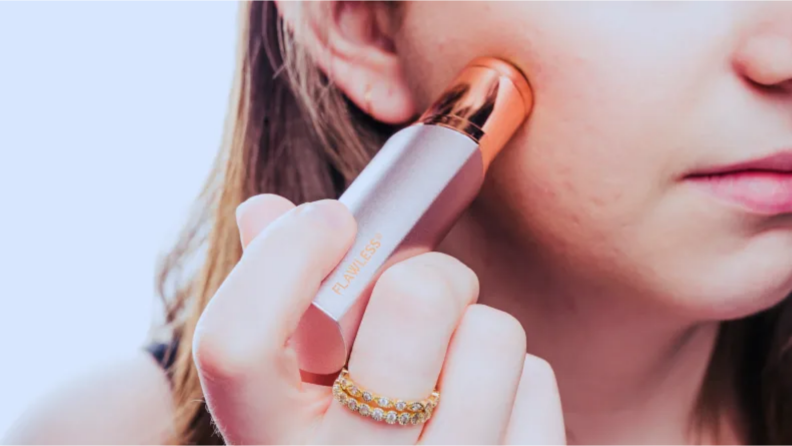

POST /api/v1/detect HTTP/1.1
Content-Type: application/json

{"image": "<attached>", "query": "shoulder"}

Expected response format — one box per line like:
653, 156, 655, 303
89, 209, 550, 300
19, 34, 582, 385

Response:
3, 350, 175, 444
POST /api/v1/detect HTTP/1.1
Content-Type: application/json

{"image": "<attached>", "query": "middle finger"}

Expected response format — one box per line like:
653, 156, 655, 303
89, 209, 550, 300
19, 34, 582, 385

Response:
315, 252, 479, 444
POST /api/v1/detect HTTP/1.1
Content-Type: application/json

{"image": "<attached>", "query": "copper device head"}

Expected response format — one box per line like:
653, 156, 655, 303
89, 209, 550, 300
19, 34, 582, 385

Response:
418, 57, 533, 171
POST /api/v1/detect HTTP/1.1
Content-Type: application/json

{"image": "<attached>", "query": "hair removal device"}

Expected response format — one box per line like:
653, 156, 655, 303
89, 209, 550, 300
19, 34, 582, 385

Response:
293, 57, 533, 375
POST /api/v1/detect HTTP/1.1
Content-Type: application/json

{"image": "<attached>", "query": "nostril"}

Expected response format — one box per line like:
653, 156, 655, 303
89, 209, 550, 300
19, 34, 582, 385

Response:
733, 33, 792, 90
737, 65, 792, 97
747, 77, 789, 96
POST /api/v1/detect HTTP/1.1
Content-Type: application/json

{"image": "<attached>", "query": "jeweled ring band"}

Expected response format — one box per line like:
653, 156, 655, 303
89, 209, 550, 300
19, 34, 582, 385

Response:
333, 368, 440, 426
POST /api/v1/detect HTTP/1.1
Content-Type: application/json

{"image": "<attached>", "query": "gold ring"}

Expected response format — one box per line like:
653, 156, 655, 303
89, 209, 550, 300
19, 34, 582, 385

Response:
332, 368, 439, 426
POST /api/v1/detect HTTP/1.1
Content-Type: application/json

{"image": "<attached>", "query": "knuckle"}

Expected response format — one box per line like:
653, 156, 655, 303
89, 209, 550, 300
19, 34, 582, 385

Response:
462, 305, 527, 354
296, 200, 355, 235
192, 315, 274, 383
421, 252, 480, 298
375, 254, 470, 321
192, 326, 237, 381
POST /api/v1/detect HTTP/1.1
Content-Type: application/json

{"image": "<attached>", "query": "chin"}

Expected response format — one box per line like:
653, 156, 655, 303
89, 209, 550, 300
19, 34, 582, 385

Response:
642, 230, 792, 322
669, 269, 792, 322
692, 292, 786, 322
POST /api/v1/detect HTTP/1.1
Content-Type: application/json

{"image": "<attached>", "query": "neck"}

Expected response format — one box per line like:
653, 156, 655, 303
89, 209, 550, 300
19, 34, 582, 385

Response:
438, 205, 741, 445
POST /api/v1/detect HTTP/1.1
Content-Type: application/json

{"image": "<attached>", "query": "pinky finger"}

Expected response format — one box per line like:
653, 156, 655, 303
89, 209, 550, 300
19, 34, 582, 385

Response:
504, 355, 567, 445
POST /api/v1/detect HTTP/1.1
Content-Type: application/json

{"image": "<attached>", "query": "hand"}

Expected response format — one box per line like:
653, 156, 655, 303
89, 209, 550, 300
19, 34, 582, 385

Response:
192, 194, 566, 444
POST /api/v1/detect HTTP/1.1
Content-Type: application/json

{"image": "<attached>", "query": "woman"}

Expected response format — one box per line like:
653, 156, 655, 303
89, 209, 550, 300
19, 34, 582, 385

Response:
6, 1, 792, 444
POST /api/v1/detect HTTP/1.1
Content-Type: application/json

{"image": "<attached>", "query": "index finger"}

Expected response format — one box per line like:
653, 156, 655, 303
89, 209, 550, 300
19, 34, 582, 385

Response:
192, 198, 357, 444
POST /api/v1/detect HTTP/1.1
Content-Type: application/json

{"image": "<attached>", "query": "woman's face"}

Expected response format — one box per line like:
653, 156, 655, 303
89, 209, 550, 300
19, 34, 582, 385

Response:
394, 2, 792, 319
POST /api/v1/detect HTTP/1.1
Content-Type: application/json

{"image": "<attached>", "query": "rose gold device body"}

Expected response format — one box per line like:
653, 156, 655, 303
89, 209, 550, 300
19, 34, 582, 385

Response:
293, 57, 534, 375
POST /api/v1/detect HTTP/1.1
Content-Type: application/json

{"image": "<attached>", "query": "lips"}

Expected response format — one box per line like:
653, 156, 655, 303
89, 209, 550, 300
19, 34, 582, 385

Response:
687, 150, 792, 215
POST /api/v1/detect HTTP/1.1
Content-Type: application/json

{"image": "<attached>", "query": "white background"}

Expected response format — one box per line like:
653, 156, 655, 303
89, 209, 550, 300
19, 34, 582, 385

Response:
0, 1, 239, 436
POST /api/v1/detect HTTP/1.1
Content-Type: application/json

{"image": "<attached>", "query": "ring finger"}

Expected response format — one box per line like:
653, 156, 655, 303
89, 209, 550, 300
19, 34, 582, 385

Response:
314, 252, 479, 444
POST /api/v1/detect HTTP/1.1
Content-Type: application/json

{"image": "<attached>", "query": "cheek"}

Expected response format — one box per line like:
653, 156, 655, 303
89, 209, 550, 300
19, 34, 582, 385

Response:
484, 56, 671, 261
398, 2, 699, 227
399, 3, 763, 286
483, 134, 637, 264
478, 57, 687, 283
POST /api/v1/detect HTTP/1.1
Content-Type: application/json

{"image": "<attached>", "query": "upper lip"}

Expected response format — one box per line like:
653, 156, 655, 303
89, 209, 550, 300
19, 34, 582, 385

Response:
690, 150, 792, 177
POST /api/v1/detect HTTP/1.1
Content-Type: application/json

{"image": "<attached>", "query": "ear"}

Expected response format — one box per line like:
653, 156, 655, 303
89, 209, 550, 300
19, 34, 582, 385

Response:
274, 1, 417, 124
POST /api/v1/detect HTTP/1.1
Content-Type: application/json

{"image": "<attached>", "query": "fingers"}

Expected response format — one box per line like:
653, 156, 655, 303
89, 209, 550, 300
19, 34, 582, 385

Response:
236, 193, 296, 248
504, 355, 566, 445
419, 305, 527, 445
315, 252, 479, 444
192, 195, 357, 444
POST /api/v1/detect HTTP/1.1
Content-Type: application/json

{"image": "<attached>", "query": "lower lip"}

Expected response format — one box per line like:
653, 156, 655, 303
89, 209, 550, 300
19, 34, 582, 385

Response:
688, 171, 792, 215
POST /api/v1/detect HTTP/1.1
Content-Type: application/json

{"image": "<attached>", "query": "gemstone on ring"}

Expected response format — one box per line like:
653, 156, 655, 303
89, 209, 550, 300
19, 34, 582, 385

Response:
333, 367, 439, 427
385, 411, 398, 425
358, 404, 371, 417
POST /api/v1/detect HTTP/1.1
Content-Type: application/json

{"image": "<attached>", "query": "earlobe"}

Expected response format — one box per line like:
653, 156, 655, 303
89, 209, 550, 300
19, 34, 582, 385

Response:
273, 0, 417, 124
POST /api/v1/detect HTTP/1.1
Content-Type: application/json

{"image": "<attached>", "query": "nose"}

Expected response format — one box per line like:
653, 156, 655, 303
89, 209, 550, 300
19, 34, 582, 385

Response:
734, 6, 792, 91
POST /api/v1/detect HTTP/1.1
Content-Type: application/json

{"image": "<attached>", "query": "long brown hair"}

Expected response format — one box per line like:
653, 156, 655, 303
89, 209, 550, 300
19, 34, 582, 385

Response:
155, 2, 395, 443
155, 2, 792, 444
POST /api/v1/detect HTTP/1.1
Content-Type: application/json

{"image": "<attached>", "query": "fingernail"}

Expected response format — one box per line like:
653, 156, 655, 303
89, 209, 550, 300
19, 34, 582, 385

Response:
302, 200, 350, 230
